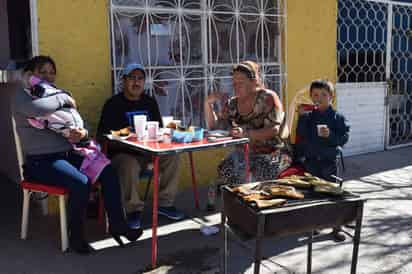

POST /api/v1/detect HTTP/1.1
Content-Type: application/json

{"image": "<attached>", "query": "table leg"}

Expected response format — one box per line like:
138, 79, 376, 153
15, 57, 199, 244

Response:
188, 152, 200, 209
307, 231, 313, 274
244, 143, 250, 182
101, 139, 108, 155
220, 197, 228, 274
151, 156, 160, 269
351, 204, 364, 274
254, 215, 265, 274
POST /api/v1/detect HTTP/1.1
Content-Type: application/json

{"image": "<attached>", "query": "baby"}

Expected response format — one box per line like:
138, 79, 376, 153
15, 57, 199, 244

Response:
26, 76, 84, 139
25, 76, 110, 183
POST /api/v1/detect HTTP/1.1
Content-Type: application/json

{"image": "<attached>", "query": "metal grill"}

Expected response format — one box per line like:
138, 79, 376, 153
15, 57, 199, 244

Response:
337, 0, 412, 148
109, 0, 287, 127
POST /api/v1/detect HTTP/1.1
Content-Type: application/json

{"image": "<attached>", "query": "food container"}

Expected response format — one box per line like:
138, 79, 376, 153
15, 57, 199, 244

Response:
171, 127, 204, 143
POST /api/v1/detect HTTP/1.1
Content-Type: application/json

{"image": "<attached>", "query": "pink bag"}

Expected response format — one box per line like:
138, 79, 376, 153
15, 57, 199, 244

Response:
74, 140, 110, 184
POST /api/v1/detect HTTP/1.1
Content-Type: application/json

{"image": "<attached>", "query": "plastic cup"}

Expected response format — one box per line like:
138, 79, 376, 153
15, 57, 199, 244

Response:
317, 124, 327, 136
162, 116, 174, 128
134, 115, 147, 140
147, 121, 159, 140
163, 135, 172, 144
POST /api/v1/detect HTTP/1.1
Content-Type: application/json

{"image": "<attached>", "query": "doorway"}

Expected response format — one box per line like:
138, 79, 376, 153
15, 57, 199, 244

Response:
0, 0, 34, 183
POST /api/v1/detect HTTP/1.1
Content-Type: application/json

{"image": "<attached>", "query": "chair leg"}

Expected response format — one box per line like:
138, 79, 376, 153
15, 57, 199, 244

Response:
105, 215, 109, 234
40, 195, 49, 216
21, 189, 30, 240
59, 195, 69, 252
98, 190, 105, 226
143, 175, 153, 202
97, 189, 109, 234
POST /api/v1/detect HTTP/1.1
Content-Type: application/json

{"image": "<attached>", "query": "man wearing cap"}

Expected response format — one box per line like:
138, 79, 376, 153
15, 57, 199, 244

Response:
97, 63, 184, 228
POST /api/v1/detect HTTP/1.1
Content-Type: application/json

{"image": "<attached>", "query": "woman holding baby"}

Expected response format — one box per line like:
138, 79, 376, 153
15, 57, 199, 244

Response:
13, 56, 142, 254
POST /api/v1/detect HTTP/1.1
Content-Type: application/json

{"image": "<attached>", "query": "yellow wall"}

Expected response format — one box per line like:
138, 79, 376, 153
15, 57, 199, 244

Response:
37, 0, 111, 132
35, 0, 228, 192
36, 0, 338, 199
286, 0, 337, 105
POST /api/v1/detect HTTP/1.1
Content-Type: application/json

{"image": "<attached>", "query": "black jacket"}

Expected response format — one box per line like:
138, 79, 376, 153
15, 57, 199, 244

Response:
296, 106, 350, 161
96, 92, 162, 155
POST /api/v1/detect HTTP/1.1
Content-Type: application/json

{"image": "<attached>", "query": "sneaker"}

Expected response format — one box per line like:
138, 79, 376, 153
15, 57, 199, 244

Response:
158, 206, 185, 221
332, 228, 346, 242
126, 211, 142, 229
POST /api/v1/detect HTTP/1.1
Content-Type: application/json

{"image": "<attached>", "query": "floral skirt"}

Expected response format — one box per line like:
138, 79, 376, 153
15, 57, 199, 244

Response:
217, 148, 292, 185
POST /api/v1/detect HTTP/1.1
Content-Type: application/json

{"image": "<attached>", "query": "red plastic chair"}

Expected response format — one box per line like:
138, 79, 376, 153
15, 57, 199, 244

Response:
278, 166, 306, 178
20, 181, 69, 252
277, 104, 315, 179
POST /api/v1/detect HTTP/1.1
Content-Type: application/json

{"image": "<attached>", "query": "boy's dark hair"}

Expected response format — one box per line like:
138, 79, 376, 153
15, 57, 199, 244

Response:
309, 79, 334, 96
24, 55, 57, 74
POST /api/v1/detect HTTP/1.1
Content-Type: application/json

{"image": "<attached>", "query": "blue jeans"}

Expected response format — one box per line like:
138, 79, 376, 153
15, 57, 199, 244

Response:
23, 151, 125, 240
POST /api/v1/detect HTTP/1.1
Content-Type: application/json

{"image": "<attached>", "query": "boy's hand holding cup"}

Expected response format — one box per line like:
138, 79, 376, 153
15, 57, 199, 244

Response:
317, 124, 330, 138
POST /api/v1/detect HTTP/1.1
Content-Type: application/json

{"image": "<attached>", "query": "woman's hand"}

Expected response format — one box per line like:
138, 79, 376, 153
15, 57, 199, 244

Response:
67, 128, 87, 143
206, 91, 228, 105
230, 127, 248, 138
205, 91, 228, 129
67, 97, 77, 109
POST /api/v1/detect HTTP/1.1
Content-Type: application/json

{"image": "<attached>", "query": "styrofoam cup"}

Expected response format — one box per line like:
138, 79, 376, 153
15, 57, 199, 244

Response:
317, 124, 327, 136
162, 116, 174, 128
134, 115, 147, 140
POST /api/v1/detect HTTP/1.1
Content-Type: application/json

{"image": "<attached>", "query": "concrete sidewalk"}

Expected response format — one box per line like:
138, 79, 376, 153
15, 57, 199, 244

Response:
0, 147, 411, 274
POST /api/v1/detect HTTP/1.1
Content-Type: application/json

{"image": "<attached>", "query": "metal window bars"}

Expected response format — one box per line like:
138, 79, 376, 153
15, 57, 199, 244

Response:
337, 0, 412, 148
109, 0, 287, 127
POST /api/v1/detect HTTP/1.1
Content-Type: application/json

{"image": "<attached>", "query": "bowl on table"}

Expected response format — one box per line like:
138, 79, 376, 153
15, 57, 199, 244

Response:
171, 126, 204, 143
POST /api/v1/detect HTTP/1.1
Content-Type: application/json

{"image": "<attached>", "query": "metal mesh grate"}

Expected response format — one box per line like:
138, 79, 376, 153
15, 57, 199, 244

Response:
109, 0, 286, 127
337, 0, 388, 83
337, 0, 412, 148
389, 4, 412, 146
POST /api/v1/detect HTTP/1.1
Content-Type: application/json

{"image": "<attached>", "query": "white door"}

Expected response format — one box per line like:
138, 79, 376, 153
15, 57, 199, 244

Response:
336, 82, 387, 156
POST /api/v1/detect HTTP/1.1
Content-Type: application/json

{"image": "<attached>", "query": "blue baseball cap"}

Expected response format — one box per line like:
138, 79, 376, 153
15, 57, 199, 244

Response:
122, 63, 146, 78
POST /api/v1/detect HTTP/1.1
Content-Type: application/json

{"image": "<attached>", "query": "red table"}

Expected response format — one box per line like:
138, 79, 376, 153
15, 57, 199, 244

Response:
105, 134, 250, 268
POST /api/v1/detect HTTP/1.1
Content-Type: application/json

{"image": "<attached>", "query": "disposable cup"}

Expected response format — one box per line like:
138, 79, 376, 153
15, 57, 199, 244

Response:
162, 116, 174, 128
147, 121, 159, 140
134, 115, 147, 140
317, 124, 328, 136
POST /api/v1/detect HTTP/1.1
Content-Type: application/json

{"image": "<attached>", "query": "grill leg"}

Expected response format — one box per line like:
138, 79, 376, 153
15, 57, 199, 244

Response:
254, 215, 265, 274
351, 204, 364, 274
307, 231, 313, 274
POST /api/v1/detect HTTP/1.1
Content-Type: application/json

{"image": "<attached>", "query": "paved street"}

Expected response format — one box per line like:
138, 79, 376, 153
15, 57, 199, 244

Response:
0, 147, 411, 274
